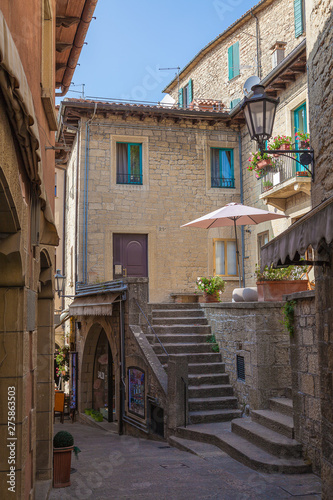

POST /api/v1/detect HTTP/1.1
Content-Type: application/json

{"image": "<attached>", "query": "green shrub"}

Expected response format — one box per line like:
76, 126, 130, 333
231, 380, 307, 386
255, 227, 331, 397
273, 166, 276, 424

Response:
53, 431, 74, 448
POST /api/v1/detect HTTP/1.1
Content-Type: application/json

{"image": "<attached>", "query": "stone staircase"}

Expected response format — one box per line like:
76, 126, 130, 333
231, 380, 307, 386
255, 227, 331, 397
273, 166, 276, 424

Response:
172, 396, 312, 474
147, 303, 241, 424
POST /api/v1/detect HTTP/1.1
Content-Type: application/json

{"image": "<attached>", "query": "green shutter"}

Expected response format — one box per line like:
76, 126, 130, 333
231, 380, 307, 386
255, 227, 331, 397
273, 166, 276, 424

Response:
178, 88, 183, 108
230, 98, 241, 109
188, 79, 193, 103
233, 42, 240, 77
228, 45, 233, 80
294, 0, 303, 37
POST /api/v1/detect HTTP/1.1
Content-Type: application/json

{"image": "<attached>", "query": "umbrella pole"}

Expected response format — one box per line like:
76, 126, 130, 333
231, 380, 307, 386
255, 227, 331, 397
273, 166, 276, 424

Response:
233, 218, 242, 288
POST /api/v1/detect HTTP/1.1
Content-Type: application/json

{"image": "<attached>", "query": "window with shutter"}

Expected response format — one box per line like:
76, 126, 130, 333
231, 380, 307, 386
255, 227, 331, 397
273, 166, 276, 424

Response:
178, 88, 183, 108
230, 98, 241, 109
294, 0, 304, 37
228, 42, 240, 80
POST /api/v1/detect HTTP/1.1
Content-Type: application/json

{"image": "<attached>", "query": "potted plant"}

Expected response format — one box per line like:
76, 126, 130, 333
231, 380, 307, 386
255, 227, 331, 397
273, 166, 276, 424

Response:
267, 135, 292, 156
53, 431, 80, 488
262, 179, 273, 191
247, 151, 275, 174
196, 276, 226, 302
296, 170, 311, 177
295, 131, 310, 149
255, 264, 308, 302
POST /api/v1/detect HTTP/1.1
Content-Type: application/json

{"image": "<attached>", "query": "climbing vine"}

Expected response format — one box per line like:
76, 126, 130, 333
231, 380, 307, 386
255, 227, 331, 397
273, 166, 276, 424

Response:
282, 300, 296, 337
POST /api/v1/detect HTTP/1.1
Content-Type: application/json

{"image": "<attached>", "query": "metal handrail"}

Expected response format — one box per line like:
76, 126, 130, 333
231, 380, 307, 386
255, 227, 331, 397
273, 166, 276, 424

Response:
134, 299, 169, 356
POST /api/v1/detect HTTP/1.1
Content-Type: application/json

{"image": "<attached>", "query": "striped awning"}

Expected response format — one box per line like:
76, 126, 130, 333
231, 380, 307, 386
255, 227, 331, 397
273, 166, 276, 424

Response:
261, 196, 333, 269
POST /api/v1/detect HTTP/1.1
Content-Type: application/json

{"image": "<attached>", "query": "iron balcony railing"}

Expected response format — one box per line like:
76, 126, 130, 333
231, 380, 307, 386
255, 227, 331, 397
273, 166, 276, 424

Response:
211, 177, 235, 188
260, 154, 310, 194
116, 173, 142, 185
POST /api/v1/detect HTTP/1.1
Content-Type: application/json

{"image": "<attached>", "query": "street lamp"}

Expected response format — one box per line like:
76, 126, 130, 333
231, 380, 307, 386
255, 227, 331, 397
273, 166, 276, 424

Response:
55, 269, 65, 298
242, 84, 314, 179
243, 85, 279, 152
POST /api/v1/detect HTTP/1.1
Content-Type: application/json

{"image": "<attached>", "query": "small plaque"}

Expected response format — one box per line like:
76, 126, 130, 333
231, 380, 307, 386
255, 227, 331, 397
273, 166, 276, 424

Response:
115, 265, 122, 275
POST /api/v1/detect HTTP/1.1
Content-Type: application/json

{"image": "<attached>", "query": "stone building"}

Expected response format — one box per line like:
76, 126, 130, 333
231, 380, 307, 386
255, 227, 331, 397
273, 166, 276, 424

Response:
0, 1, 96, 498
164, 0, 311, 285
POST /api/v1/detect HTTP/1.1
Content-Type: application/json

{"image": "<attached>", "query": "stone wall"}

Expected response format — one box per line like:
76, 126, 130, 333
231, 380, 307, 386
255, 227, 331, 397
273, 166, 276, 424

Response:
306, 2, 333, 496
168, 0, 305, 110
287, 291, 321, 474
202, 302, 291, 411
68, 113, 243, 302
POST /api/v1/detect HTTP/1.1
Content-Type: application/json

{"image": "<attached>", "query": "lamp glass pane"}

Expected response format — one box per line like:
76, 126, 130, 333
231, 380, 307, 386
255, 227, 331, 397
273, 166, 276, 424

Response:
265, 101, 277, 136
244, 106, 255, 138
249, 101, 265, 136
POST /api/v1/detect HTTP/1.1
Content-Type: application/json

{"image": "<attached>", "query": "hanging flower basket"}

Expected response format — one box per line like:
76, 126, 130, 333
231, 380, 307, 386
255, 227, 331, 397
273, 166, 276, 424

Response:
256, 158, 272, 169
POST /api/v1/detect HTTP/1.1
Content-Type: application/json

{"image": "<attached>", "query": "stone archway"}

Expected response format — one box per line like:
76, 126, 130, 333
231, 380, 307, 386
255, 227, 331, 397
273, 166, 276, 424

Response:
79, 321, 119, 422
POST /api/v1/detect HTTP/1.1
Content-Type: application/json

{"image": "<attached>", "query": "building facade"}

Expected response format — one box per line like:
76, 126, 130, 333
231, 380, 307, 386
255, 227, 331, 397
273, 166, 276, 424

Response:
0, 1, 96, 498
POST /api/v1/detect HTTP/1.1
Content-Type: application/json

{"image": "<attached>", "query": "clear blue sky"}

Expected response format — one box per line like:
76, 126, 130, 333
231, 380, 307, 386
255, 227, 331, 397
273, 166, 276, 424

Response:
67, 0, 258, 104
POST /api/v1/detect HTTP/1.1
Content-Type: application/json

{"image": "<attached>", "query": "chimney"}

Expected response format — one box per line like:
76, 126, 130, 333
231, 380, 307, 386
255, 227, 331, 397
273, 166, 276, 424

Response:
270, 41, 287, 69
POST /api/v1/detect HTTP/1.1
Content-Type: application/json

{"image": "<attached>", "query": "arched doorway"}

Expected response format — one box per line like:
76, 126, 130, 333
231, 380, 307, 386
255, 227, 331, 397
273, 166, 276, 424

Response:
93, 330, 116, 422
80, 323, 117, 423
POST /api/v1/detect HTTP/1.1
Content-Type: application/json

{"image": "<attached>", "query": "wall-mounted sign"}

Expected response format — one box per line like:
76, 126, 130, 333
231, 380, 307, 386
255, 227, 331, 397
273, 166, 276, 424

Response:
128, 367, 145, 418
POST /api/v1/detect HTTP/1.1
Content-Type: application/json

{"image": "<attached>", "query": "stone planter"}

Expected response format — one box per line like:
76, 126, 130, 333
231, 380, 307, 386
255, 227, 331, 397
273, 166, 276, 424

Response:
203, 291, 220, 303
256, 280, 308, 302
53, 446, 74, 488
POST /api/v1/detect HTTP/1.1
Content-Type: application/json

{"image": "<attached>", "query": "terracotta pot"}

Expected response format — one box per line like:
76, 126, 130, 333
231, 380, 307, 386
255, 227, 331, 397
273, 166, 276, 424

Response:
203, 291, 220, 303
280, 143, 291, 151
256, 280, 308, 302
296, 171, 310, 177
256, 159, 272, 169
53, 446, 73, 488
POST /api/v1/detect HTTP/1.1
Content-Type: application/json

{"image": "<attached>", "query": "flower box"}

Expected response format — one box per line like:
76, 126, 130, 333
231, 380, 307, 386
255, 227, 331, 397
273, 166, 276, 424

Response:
256, 280, 308, 302
296, 171, 311, 177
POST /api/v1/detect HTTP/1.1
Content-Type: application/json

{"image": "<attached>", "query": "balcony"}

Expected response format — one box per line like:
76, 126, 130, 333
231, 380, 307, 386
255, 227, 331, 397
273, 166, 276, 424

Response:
259, 154, 311, 211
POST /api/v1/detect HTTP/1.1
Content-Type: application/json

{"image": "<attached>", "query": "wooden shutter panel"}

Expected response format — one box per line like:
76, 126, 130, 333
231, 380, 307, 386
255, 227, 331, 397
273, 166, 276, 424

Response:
188, 79, 193, 104
294, 0, 303, 37
228, 45, 233, 80
233, 42, 240, 77
230, 98, 241, 109
178, 88, 183, 108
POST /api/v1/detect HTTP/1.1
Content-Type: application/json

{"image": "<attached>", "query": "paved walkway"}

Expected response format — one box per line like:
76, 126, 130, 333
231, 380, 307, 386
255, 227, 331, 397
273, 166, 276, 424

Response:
48, 422, 321, 500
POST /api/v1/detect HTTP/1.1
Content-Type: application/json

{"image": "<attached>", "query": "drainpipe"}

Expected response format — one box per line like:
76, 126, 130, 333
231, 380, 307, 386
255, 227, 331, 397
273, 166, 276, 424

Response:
83, 103, 97, 283
251, 12, 261, 79
75, 123, 81, 286
119, 299, 125, 435
239, 129, 246, 287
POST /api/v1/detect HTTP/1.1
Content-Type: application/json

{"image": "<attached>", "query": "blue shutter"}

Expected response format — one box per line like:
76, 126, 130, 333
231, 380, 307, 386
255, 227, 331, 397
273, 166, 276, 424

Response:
178, 88, 183, 108
230, 98, 241, 109
294, 0, 303, 37
233, 42, 240, 77
188, 79, 193, 104
228, 45, 233, 80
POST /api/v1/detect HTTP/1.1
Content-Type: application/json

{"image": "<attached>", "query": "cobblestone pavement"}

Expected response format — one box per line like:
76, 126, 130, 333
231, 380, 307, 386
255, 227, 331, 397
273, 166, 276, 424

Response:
48, 422, 321, 500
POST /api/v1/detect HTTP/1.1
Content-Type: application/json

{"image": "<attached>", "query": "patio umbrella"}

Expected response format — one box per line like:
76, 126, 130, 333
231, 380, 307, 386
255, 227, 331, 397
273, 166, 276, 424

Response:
181, 202, 287, 287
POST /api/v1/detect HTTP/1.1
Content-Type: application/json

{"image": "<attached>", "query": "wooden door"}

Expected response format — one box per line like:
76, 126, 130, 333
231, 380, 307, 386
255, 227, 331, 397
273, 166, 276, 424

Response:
113, 234, 148, 278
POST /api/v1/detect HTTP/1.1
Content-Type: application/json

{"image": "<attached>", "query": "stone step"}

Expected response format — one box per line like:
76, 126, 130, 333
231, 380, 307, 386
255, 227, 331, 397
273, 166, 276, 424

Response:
168, 436, 227, 459
189, 396, 238, 411
154, 343, 215, 355
151, 303, 201, 310
158, 353, 221, 366
231, 418, 302, 458
188, 373, 229, 385
188, 362, 226, 374
146, 333, 210, 344
251, 409, 294, 439
269, 397, 293, 417
153, 325, 211, 335
152, 316, 208, 325
189, 409, 242, 425
188, 384, 234, 398
175, 423, 311, 473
